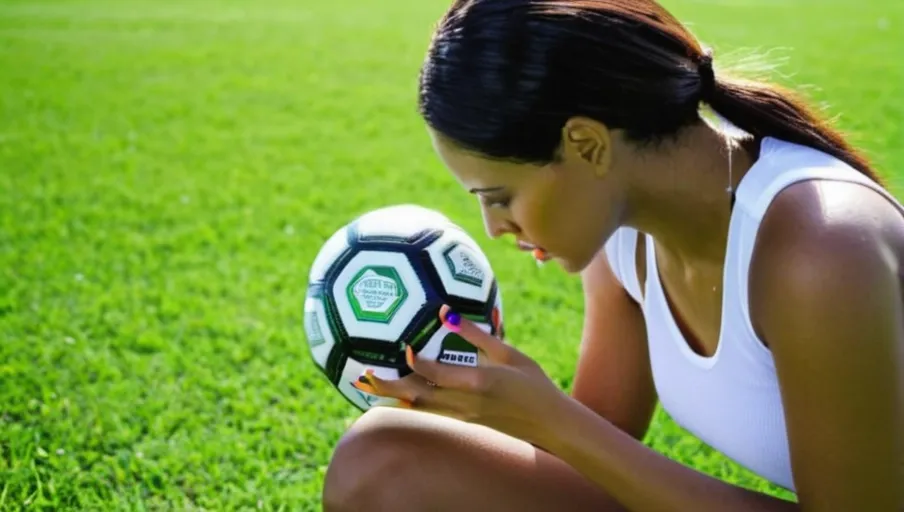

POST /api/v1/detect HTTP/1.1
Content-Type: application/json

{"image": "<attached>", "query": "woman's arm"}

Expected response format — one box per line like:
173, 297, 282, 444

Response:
572, 248, 657, 441
540, 185, 904, 512
544, 395, 799, 511
747, 184, 904, 511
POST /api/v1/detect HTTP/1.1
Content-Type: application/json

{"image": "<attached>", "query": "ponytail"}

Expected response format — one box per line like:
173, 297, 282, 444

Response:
418, 0, 883, 186
707, 76, 882, 184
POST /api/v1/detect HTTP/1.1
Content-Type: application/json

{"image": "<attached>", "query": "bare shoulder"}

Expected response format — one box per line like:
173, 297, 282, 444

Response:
746, 176, 904, 507
749, 177, 904, 327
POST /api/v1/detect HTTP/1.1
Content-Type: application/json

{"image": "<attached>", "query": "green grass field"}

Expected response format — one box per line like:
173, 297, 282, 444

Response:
1, 0, 902, 509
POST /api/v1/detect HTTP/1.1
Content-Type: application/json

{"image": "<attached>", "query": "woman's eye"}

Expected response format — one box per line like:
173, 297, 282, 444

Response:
481, 196, 511, 208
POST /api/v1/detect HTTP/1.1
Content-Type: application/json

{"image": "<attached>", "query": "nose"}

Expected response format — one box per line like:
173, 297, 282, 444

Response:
481, 207, 519, 240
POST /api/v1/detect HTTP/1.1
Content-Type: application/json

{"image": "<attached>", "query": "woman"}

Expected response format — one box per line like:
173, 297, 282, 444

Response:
323, 0, 903, 510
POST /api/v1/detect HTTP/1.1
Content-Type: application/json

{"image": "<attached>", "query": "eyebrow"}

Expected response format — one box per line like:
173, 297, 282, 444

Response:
468, 186, 505, 194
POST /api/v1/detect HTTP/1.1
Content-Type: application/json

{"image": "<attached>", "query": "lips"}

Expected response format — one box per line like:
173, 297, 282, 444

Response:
516, 240, 552, 263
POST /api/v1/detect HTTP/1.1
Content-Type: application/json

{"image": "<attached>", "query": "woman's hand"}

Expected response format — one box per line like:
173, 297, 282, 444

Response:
352, 304, 572, 446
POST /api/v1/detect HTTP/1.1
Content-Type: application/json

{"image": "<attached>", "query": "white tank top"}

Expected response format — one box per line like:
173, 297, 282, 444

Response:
603, 136, 900, 492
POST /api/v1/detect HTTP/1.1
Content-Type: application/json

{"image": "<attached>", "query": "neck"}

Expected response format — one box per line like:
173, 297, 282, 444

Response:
623, 123, 757, 265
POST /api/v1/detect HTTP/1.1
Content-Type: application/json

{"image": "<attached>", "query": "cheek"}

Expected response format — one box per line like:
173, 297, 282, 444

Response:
528, 171, 615, 262
514, 178, 577, 243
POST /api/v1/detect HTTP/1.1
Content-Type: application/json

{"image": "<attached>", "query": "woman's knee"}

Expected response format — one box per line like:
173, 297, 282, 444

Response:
321, 407, 435, 511
322, 407, 624, 512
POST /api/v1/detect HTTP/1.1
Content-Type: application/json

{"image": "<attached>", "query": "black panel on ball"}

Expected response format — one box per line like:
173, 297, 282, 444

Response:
314, 219, 501, 393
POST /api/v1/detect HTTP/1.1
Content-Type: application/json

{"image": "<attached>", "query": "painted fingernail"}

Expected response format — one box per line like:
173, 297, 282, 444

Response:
358, 369, 376, 386
405, 345, 415, 367
439, 305, 462, 332
352, 379, 376, 394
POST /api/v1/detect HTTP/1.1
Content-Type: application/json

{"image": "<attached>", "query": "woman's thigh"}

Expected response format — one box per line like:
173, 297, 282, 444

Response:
322, 407, 627, 512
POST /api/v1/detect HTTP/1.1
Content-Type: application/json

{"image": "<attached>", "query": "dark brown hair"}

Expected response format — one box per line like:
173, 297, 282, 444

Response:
417, 0, 880, 183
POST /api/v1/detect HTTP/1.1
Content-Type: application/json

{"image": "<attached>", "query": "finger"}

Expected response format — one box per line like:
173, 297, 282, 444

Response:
352, 369, 431, 406
405, 344, 486, 393
439, 304, 510, 363
354, 369, 476, 415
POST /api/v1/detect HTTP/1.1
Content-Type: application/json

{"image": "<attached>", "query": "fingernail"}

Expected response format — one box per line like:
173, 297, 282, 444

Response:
352, 379, 376, 394
405, 345, 415, 367
358, 369, 376, 386
439, 305, 462, 332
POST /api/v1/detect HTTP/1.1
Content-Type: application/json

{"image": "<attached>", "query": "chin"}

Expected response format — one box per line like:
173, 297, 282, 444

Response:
552, 255, 583, 274
556, 249, 598, 275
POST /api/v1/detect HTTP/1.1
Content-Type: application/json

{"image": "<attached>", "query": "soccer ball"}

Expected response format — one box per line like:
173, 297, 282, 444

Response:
303, 204, 504, 411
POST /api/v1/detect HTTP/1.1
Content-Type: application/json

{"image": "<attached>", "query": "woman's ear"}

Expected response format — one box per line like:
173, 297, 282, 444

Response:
561, 117, 613, 177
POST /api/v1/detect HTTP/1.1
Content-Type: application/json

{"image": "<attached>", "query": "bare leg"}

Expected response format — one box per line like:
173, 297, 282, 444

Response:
322, 407, 627, 512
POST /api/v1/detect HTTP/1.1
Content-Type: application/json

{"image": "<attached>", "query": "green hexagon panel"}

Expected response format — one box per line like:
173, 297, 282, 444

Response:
345, 266, 409, 324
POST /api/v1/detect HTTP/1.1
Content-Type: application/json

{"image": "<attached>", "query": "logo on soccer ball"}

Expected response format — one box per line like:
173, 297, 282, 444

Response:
442, 243, 485, 287
438, 332, 478, 367
346, 266, 408, 323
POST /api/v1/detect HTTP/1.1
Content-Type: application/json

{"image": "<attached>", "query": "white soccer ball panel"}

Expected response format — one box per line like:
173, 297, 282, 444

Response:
304, 296, 336, 370
309, 226, 350, 283
332, 250, 428, 341
355, 204, 452, 239
425, 228, 494, 302
337, 358, 401, 410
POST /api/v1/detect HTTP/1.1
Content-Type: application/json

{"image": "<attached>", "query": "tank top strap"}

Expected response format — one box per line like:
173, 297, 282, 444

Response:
733, 137, 892, 221
603, 227, 644, 305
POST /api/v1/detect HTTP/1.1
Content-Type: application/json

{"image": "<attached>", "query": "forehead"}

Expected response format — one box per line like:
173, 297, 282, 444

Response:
428, 129, 538, 188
